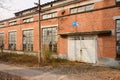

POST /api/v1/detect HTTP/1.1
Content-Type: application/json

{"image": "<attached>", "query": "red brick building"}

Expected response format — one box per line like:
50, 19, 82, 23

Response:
0, 0, 120, 65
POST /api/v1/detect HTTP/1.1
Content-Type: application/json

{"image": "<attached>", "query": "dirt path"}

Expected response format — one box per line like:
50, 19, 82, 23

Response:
0, 71, 26, 80
0, 62, 119, 80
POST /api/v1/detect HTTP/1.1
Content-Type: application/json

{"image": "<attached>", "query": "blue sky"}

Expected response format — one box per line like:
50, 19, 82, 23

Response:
0, 0, 54, 20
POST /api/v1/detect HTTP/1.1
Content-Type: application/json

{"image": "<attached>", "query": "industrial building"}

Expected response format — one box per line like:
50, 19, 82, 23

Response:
0, 0, 120, 65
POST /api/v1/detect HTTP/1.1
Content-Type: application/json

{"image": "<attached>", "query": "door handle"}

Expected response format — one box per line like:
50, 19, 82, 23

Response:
80, 49, 82, 52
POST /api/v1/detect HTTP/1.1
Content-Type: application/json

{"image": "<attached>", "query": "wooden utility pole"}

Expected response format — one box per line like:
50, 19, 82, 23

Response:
38, 0, 42, 66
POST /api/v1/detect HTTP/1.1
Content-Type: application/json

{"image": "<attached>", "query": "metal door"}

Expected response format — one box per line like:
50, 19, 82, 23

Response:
68, 36, 97, 63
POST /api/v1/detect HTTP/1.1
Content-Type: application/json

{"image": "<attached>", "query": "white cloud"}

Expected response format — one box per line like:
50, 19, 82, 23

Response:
0, 0, 54, 20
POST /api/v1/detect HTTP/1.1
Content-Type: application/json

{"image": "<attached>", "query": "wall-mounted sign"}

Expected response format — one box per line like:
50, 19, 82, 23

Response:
72, 22, 77, 27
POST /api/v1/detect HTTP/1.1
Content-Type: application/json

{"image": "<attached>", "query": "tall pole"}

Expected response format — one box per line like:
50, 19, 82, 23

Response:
38, 0, 42, 66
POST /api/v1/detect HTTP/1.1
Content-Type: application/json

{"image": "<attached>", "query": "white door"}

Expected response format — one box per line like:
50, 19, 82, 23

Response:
68, 36, 97, 63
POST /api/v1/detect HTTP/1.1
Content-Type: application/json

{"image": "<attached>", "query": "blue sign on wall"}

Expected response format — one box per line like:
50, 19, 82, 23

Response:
72, 22, 77, 27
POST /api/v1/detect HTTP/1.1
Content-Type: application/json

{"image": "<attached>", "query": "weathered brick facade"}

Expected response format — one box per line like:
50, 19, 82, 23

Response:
0, 0, 120, 62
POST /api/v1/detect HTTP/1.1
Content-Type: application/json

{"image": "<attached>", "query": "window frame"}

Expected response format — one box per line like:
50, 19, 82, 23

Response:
42, 12, 57, 19
23, 17, 34, 23
116, 0, 120, 6
70, 4, 94, 14
0, 22, 5, 28
116, 19, 120, 56
9, 21, 17, 26
8, 31, 16, 50
22, 29, 34, 52
42, 27, 57, 52
0, 33, 4, 49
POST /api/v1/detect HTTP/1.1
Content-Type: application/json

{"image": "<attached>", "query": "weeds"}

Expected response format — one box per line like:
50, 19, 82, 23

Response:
0, 52, 71, 67
0, 53, 38, 67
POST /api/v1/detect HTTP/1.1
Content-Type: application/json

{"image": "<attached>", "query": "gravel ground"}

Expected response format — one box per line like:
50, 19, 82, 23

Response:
50, 63, 120, 80
0, 71, 26, 80
0, 63, 119, 80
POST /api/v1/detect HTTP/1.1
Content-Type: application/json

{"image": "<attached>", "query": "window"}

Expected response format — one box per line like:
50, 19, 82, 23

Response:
116, 0, 120, 6
70, 8, 77, 14
23, 17, 34, 23
0, 33, 4, 49
116, 20, 120, 32
70, 4, 94, 14
23, 30, 33, 51
85, 4, 94, 11
9, 21, 17, 26
42, 27, 57, 52
116, 20, 120, 55
78, 6, 85, 13
116, 0, 120, 2
0, 23, 5, 28
9, 32, 16, 50
42, 12, 57, 19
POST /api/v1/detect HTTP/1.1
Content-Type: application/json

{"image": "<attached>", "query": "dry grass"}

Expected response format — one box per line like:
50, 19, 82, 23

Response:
0, 53, 38, 67
51, 63, 120, 80
0, 52, 71, 67
0, 71, 26, 80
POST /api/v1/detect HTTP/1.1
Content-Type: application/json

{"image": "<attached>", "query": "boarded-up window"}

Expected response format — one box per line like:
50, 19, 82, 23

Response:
42, 27, 57, 52
23, 30, 33, 51
9, 32, 16, 50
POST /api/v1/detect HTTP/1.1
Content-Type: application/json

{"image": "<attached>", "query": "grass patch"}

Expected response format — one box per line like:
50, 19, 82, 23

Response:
0, 53, 38, 67
0, 52, 72, 67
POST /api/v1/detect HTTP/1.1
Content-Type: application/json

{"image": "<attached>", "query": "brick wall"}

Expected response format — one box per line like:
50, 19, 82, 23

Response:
0, 0, 120, 58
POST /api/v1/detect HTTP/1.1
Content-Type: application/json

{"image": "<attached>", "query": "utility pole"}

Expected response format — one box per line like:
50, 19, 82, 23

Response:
38, 0, 42, 66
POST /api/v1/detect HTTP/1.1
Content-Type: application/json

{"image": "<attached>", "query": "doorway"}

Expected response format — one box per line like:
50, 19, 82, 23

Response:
68, 36, 97, 63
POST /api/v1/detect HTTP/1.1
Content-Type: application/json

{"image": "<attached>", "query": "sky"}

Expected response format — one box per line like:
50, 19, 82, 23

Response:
0, 0, 54, 20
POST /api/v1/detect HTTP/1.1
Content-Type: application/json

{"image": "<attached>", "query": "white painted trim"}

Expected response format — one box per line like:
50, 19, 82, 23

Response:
113, 16, 120, 20
79, 0, 104, 6
41, 24, 58, 28
0, 31, 4, 33
9, 20, 17, 23
111, 30, 115, 36
8, 30, 17, 32
22, 28, 34, 31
